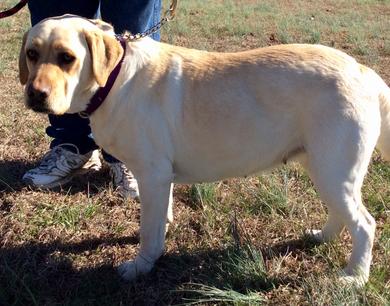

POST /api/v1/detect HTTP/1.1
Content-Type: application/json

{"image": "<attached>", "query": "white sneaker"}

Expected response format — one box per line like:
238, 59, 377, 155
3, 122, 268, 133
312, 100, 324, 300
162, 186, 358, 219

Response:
23, 144, 102, 188
109, 162, 139, 200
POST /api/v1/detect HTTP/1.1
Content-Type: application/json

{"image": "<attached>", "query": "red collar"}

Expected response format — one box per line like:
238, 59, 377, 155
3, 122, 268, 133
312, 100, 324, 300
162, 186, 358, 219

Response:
80, 38, 126, 117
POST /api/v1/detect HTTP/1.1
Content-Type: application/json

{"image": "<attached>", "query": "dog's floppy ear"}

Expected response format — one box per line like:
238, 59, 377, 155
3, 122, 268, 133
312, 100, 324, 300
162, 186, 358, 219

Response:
84, 30, 123, 87
88, 19, 115, 33
19, 31, 29, 85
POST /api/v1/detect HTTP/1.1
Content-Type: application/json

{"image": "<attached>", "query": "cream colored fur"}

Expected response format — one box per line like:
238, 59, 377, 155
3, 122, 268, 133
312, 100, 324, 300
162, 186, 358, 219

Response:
19, 15, 390, 286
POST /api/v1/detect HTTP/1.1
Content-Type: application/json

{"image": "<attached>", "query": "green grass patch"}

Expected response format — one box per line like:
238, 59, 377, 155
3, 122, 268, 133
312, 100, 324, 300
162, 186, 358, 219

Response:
31, 201, 101, 232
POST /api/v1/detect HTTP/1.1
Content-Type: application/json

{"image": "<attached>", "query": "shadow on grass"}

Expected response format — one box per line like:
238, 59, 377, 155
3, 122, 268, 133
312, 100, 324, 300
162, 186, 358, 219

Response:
0, 235, 318, 306
0, 159, 33, 192
262, 237, 319, 260
0, 158, 110, 195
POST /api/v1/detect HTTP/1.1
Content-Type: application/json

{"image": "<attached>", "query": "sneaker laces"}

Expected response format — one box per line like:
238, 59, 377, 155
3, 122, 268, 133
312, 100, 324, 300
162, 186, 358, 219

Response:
109, 162, 139, 199
38, 143, 86, 173
110, 162, 134, 186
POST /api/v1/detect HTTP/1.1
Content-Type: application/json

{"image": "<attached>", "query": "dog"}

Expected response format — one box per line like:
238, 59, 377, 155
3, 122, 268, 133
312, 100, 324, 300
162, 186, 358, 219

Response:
19, 15, 390, 286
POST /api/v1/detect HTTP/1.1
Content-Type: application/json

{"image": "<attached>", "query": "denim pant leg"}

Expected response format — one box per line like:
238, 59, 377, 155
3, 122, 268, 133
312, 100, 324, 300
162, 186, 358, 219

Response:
100, 0, 162, 40
46, 114, 99, 155
28, 0, 99, 26
28, 0, 100, 155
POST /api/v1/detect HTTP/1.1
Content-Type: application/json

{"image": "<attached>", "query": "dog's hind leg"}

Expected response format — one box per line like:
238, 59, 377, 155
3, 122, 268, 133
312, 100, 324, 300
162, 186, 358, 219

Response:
297, 155, 345, 242
303, 114, 379, 286
307, 209, 345, 242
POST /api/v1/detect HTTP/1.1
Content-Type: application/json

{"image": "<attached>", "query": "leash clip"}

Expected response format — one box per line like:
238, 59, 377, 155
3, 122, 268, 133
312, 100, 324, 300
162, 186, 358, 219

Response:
78, 111, 89, 119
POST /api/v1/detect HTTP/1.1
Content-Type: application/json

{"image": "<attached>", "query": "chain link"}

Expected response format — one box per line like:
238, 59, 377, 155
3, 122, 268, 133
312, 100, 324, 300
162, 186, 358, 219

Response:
117, 0, 177, 42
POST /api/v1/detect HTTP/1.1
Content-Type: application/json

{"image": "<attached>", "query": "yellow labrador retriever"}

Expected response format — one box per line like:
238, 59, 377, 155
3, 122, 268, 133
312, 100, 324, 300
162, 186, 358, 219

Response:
19, 15, 390, 286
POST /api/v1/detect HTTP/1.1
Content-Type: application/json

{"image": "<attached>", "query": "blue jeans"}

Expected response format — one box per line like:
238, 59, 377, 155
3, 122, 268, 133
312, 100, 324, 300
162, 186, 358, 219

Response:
28, 0, 161, 162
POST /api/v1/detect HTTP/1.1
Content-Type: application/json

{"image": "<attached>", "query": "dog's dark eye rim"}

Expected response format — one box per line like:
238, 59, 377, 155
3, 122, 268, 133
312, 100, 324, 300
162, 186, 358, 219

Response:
58, 52, 76, 65
26, 49, 39, 61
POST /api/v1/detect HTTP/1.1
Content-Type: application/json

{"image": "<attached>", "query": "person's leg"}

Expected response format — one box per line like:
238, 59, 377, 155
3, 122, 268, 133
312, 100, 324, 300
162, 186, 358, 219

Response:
23, 1, 102, 189
100, 0, 162, 40
47, 114, 98, 154
28, 0, 99, 26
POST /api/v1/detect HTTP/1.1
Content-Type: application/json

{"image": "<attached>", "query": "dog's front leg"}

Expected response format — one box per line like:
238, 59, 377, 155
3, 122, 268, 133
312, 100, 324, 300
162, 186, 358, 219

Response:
118, 173, 173, 281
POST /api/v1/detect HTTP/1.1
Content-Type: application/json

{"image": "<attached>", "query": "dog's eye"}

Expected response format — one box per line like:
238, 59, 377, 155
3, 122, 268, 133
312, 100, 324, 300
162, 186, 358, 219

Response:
58, 52, 75, 65
26, 49, 39, 62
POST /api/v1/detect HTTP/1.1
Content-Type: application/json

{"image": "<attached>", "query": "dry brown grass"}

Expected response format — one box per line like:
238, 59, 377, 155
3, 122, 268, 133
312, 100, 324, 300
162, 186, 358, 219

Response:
0, 0, 389, 305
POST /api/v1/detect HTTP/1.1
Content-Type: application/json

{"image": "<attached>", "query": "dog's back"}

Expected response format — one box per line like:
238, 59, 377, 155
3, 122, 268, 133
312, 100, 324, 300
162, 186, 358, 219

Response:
148, 43, 387, 183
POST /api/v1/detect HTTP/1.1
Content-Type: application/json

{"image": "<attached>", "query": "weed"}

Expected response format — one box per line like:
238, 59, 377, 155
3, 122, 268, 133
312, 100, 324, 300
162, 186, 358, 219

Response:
177, 283, 264, 305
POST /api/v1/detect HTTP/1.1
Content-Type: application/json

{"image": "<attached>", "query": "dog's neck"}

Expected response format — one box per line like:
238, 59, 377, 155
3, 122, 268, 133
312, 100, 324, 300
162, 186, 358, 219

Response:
80, 37, 160, 119
79, 38, 127, 117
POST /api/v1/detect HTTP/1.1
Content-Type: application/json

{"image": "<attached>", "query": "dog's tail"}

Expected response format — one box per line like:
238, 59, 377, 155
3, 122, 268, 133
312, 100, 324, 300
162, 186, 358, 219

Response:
375, 70, 390, 161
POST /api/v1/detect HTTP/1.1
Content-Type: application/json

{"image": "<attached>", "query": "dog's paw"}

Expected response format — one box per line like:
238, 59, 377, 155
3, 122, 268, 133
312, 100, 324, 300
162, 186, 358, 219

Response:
117, 255, 155, 281
305, 229, 325, 242
118, 261, 137, 281
338, 275, 367, 288
338, 270, 368, 288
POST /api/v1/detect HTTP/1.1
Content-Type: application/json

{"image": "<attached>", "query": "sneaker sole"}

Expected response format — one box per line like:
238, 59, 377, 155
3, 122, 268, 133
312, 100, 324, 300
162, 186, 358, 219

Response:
23, 174, 74, 189
23, 164, 101, 189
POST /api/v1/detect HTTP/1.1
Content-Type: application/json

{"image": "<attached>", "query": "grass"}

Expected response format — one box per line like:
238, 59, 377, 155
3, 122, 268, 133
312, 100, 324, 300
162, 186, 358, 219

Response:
175, 241, 269, 305
0, 0, 389, 305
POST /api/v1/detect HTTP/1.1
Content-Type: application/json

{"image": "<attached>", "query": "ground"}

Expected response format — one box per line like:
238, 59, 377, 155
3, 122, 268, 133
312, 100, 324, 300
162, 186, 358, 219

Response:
0, 0, 389, 305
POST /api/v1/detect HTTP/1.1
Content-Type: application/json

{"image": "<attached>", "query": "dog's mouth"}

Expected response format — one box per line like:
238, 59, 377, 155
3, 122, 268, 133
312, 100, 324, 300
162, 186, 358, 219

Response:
26, 99, 52, 114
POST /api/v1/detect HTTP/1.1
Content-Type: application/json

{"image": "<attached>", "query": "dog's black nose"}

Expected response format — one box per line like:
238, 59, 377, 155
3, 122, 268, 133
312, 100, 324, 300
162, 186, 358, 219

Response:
26, 83, 51, 113
27, 84, 49, 101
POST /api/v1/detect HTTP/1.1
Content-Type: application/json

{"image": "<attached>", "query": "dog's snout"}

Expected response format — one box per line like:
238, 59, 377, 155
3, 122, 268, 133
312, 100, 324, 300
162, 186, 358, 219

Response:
26, 82, 52, 113
27, 83, 50, 101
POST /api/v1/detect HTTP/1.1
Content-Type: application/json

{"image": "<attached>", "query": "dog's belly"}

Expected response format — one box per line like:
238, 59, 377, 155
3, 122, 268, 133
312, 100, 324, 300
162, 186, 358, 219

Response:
170, 115, 301, 183
172, 154, 280, 184
172, 143, 300, 183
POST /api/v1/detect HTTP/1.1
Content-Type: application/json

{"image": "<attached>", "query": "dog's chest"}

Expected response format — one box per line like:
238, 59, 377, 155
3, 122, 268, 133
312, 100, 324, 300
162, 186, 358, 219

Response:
89, 117, 132, 162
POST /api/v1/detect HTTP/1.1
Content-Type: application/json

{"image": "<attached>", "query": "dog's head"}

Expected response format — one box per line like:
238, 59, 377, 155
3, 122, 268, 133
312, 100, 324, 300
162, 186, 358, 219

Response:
19, 15, 123, 114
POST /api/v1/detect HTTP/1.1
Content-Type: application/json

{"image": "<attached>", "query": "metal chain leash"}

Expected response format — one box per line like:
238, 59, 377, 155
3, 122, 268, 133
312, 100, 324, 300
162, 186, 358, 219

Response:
117, 0, 177, 42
